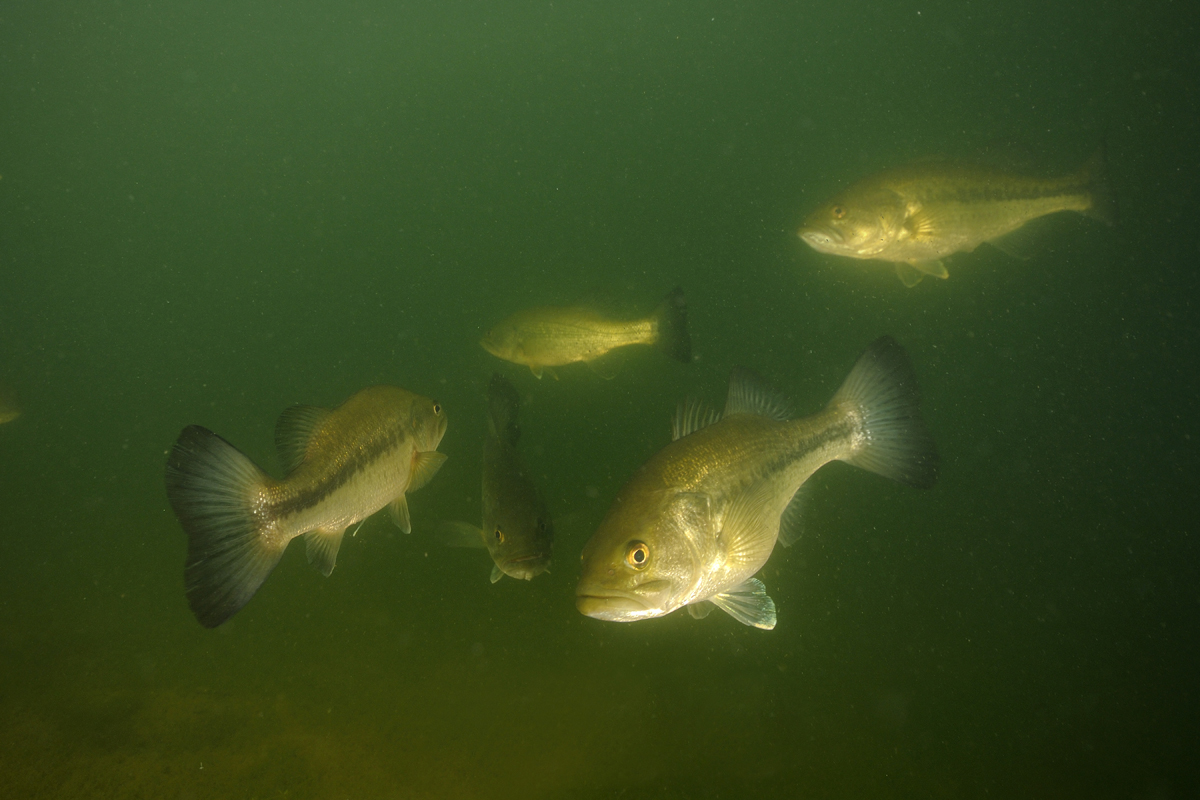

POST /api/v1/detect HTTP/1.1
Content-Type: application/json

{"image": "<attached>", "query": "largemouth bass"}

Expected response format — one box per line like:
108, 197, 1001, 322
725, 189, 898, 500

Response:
480, 287, 691, 379
798, 148, 1114, 286
165, 385, 448, 627
576, 337, 937, 629
443, 374, 553, 582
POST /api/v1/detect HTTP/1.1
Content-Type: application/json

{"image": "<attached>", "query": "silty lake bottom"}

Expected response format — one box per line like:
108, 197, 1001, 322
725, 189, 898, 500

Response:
0, 1, 1197, 798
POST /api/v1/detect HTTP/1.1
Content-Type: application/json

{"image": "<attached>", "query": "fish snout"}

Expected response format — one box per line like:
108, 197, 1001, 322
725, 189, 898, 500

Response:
798, 227, 843, 252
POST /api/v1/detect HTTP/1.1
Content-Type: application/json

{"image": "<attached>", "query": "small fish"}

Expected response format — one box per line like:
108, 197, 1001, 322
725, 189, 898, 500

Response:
443, 374, 553, 582
165, 386, 448, 627
480, 287, 691, 379
798, 147, 1114, 286
576, 337, 937, 629
0, 385, 20, 424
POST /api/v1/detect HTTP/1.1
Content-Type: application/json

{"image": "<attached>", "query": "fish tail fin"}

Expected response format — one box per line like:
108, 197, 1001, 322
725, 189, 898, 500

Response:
829, 337, 938, 489
486, 373, 522, 445
1078, 143, 1117, 226
652, 287, 692, 364
165, 425, 286, 628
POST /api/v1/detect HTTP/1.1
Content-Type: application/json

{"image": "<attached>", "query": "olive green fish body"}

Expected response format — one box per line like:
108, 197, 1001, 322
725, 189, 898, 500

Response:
577, 337, 937, 629
166, 385, 448, 627
799, 149, 1112, 286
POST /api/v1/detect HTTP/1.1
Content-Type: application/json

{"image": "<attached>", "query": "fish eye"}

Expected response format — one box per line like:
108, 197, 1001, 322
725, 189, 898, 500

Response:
494, 527, 504, 544
432, 402, 442, 415
831, 205, 847, 219
625, 541, 650, 570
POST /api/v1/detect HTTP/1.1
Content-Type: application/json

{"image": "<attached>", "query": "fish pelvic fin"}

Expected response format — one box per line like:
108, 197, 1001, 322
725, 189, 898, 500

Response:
687, 601, 715, 620
165, 425, 285, 628
910, 259, 948, 279
708, 578, 777, 630
895, 263, 925, 287
1078, 143, 1117, 226
304, 527, 345, 577
486, 373, 522, 445
830, 336, 939, 489
652, 286, 692, 364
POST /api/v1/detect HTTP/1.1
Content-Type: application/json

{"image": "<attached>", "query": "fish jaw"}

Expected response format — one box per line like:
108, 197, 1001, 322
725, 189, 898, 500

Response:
498, 552, 551, 581
798, 225, 846, 255
575, 580, 674, 622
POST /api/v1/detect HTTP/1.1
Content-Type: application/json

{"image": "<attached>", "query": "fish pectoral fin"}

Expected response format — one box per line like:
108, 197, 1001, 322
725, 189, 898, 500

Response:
687, 601, 715, 620
719, 479, 780, 570
910, 259, 949, 279
389, 494, 412, 534
490, 564, 504, 584
709, 578, 777, 630
304, 527, 346, 577
438, 521, 487, 548
408, 450, 448, 493
895, 263, 925, 287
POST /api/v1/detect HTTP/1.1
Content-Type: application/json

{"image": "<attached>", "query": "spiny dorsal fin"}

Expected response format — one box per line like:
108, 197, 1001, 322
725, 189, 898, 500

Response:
708, 578, 777, 630
274, 404, 332, 475
672, 398, 720, 441
724, 367, 791, 421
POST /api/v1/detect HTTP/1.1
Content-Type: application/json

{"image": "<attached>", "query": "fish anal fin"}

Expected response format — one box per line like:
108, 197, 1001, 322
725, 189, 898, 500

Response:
724, 367, 791, 421
390, 494, 412, 533
672, 398, 720, 441
709, 578, 777, 630
408, 450, 448, 493
529, 364, 544, 380
304, 527, 346, 577
274, 405, 332, 474
687, 601, 714, 620
586, 355, 621, 381
910, 259, 949, 279
895, 263, 925, 287
777, 485, 806, 548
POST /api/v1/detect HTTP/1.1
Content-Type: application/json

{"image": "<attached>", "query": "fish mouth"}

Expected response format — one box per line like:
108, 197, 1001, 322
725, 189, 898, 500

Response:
500, 553, 551, 580
575, 581, 670, 622
798, 226, 843, 251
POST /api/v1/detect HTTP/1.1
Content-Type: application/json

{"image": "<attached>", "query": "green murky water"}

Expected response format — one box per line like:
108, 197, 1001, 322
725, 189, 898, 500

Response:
1, 2, 1196, 797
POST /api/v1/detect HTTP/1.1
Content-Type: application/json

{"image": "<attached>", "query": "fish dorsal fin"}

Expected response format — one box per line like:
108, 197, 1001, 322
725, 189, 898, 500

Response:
777, 485, 806, 548
490, 564, 504, 583
708, 578, 777, 630
274, 405, 332, 474
390, 494, 412, 533
687, 601, 714, 620
408, 451, 448, 493
672, 398, 720, 441
304, 527, 346, 577
724, 367, 791, 421
719, 479, 780, 570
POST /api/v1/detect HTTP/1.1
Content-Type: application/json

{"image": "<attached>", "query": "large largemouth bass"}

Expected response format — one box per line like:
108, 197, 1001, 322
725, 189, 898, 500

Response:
576, 337, 937, 629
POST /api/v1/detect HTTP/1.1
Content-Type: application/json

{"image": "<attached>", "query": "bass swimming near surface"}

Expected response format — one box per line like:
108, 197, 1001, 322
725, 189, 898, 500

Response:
480, 287, 691, 379
797, 147, 1115, 287
576, 336, 938, 630
165, 385, 448, 628
442, 373, 553, 582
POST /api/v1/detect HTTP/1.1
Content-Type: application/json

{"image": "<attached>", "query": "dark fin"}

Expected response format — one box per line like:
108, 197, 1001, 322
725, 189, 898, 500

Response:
490, 564, 504, 584
304, 527, 345, 577
389, 494, 412, 533
1078, 144, 1116, 226
910, 260, 949, 279
708, 578, 777, 630
652, 287, 692, 364
895, 263, 925, 287
687, 601, 714, 620
829, 336, 939, 489
777, 485, 806, 548
486, 373, 522, 445
408, 451, 448, 493
724, 367, 792, 421
438, 521, 487, 549
274, 405, 331, 475
672, 398, 720, 441
165, 425, 285, 628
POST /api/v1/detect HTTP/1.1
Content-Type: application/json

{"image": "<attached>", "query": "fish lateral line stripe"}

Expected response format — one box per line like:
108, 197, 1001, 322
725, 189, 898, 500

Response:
270, 425, 409, 518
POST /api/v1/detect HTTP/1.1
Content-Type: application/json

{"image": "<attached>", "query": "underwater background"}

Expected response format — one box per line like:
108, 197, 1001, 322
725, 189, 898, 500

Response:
1, 1, 1197, 797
